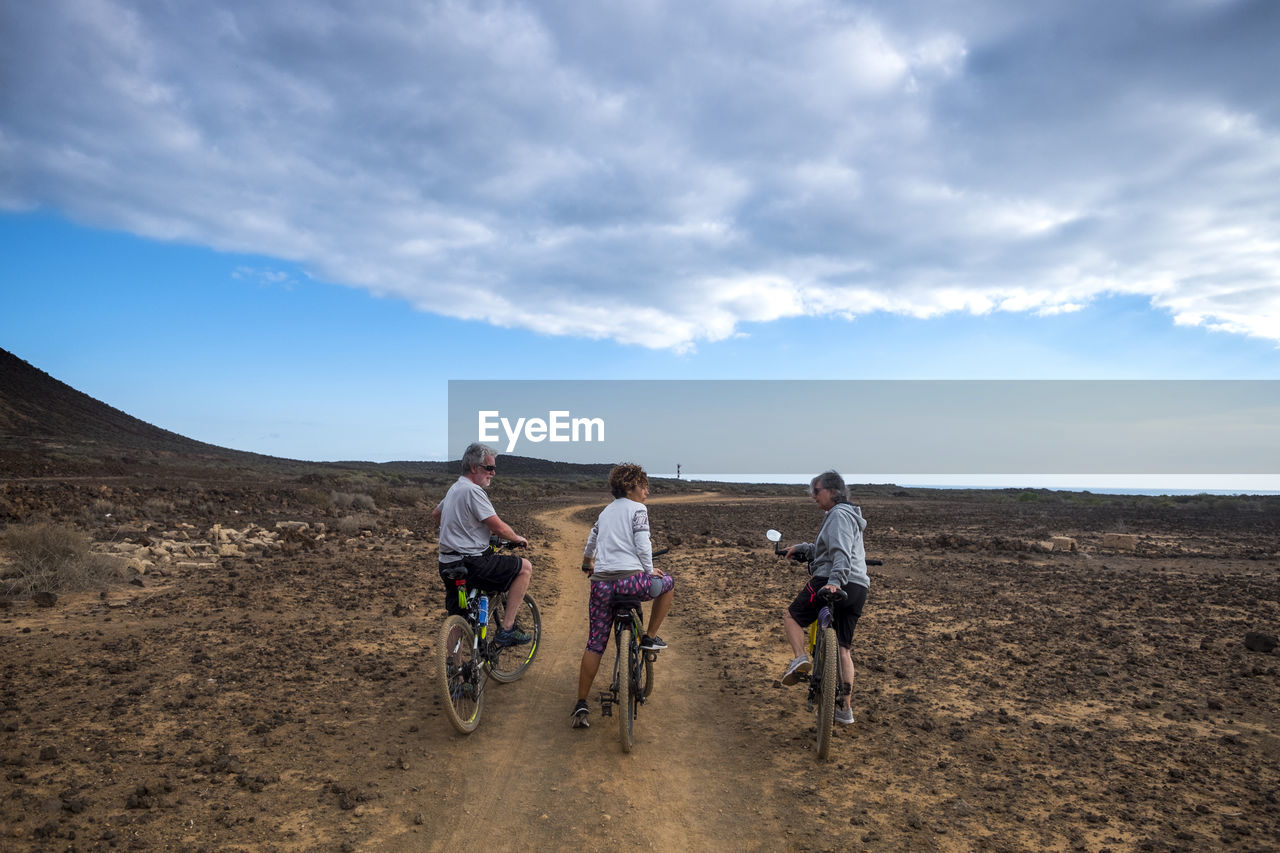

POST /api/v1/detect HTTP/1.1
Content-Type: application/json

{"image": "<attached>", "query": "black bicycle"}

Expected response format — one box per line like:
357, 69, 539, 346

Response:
598, 548, 667, 752
437, 539, 542, 734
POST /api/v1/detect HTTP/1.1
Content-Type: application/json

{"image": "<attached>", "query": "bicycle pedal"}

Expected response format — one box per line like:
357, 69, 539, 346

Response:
643, 650, 658, 662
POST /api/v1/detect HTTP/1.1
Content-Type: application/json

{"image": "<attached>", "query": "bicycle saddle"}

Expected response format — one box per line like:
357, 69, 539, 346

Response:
440, 564, 468, 581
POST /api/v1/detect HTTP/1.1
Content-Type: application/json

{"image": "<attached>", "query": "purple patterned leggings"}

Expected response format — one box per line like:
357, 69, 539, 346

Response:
585, 572, 675, 654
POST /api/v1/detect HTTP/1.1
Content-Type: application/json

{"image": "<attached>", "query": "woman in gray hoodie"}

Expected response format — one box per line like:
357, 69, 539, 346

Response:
779, 470, 869, 725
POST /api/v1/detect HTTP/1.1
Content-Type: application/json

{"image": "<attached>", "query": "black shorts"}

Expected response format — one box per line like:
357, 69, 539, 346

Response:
787, 577, 867, 649
439, 552, 523, 615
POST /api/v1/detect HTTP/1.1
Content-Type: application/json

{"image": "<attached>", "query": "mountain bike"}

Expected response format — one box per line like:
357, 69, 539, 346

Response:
437, 539, 542, 734
769, 529, 849, 760
806, 588, 848, 759
598, 549, 667, 753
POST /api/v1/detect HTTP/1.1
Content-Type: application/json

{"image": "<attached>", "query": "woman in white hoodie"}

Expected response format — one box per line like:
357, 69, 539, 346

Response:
571, 463, 675, 728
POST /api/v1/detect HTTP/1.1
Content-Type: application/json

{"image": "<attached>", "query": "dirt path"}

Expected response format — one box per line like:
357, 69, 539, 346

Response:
389, 497, 784, 852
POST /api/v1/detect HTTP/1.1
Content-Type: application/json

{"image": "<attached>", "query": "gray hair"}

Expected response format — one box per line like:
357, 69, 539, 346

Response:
461, 442, 497, 474
811, 470, 848, 503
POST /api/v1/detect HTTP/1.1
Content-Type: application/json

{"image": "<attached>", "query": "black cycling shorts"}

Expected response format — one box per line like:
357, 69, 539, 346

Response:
787, 577, 867, 649
438, 551, 523, 615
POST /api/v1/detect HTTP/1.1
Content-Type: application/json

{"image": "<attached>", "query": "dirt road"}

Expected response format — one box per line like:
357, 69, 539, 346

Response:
390, 497, 785, 852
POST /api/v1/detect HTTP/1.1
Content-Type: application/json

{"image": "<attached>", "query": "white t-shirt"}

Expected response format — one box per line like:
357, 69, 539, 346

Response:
583, 497, 653, 580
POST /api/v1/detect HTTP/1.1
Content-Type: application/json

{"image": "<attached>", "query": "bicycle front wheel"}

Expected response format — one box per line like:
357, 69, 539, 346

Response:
816, 625, 838, 759
618, 626, 637, 753
438, 615, 483, 734
487, 593, 542, 683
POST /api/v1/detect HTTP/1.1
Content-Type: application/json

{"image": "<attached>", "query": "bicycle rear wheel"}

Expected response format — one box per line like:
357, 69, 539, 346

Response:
637, 649, 655, 699
816, 625, 838, 759
438, 615, 483, 734
619, 626, 637, 752
486, 593, 541, 683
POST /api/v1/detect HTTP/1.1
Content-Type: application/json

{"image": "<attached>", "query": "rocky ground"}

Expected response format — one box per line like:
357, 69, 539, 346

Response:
650, 491, 1280, 851
2, 476, 1278, 851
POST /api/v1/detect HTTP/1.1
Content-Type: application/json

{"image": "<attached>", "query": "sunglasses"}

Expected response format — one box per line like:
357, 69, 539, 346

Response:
479, 464, 497, 473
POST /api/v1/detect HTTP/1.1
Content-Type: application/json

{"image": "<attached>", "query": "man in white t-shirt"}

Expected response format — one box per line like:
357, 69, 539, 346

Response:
433, 442, 533, 646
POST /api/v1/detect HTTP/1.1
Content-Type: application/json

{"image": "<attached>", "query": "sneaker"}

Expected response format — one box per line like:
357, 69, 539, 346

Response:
571, 699, 590, 729
780, 655, 811, 685
493, 626, 532, 647
640, 634, 667, 650
835, 705, 855, 725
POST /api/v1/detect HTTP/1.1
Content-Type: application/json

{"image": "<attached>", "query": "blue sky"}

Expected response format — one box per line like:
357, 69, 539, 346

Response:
3, 0, 1279, 468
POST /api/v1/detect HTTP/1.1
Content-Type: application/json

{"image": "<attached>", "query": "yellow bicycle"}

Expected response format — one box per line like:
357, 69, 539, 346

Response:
769, 529, 848, 759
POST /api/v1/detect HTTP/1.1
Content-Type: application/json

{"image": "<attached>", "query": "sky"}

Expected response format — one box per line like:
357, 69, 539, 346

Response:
2, 0, 1279, 482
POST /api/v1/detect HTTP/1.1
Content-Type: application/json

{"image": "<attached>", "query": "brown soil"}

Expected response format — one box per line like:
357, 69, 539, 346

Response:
2, 481, 1279, 851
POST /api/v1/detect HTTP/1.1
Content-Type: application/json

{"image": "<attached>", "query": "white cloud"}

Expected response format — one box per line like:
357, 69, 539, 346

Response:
3, 0, 1279, 349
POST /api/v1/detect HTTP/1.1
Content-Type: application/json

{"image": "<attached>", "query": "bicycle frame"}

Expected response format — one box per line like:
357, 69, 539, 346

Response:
806, 593, 851, 760
449, 578, 518, 672
592, 550, 669, 749
805, 605, 849, 709
597, 598, 656, 753
770, 530, 853, 759
438, 557, 541, 734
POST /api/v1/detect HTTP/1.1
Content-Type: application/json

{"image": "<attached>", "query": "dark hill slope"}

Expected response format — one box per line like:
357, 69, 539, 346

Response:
0, 347, 299, 476
0, 348, 616, 483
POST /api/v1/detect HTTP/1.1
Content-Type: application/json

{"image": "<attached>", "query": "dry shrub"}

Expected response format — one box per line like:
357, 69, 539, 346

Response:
142, 498, 176, 519
293, 488, 332, 509
1, 523, 120, 596
331, 492, 377, 512
335, 514, 378, 536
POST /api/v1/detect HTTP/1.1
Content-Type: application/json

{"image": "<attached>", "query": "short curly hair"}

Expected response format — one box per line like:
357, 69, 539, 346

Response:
609, 463, 649, 499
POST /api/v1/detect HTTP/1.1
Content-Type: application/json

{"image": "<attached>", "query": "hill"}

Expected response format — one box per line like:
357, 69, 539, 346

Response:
0, 347, 303, 477
0, 347, 628, 484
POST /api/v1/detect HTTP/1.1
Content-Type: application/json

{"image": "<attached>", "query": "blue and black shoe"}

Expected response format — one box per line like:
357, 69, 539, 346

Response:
494, 626, 533, 647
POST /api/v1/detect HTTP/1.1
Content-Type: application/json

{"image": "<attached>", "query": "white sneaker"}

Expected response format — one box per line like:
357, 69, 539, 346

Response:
780, 655, 811, 685
835, 705, 855, 725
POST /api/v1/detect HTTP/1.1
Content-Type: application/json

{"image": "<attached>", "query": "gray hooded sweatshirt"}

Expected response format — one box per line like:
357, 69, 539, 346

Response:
795, 501, 869, 589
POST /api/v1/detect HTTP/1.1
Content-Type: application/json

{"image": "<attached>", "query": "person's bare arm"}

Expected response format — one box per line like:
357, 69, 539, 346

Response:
483, 515, 527, 547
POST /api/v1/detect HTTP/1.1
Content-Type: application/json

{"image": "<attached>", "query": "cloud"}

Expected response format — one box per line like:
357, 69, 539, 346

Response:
4, 0, 1279, 348
232, 266, 297, 290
